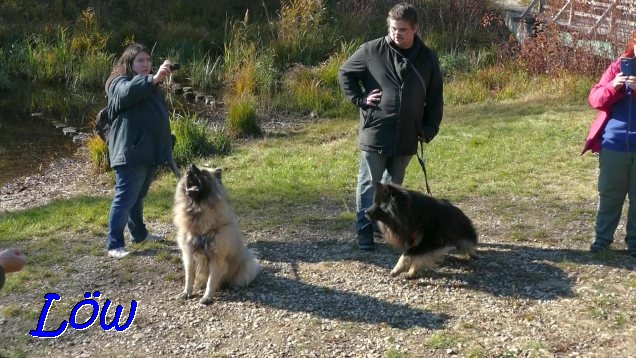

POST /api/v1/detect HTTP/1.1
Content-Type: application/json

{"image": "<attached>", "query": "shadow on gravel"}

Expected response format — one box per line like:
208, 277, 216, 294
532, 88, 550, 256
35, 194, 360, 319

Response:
250, 239, 634, 304
231, 266, 450, 330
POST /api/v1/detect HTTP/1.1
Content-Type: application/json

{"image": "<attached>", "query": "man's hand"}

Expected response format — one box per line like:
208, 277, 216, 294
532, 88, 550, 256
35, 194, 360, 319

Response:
0, 248, 25, 274
365, 89, 382, 107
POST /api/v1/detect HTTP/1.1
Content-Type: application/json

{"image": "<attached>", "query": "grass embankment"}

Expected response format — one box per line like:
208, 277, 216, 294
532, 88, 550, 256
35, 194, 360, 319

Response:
4, 89, 636, 357
0, 90, 599, 286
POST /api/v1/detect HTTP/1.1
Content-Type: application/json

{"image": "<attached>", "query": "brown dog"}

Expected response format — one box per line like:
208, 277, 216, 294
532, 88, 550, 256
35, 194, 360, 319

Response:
173, 164, 259, 304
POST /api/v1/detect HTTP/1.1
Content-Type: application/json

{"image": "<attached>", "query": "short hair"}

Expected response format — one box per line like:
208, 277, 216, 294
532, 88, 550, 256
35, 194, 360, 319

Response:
386, 3, 419, 28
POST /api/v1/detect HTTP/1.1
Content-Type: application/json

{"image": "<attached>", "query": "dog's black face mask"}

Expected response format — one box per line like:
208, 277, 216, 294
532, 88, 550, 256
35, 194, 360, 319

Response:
365, 182, 410, 229
185, 164, 210, 203
365, 182, 391, 222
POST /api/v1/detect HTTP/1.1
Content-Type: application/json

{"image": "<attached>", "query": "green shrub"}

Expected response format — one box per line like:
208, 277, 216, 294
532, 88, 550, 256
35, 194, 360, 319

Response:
86, 135, 110, 173
171, 112, 231, 166
226, 94, 261, 138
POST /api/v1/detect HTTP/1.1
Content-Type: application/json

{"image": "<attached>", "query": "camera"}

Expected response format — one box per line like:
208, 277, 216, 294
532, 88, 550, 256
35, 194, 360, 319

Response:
621, 57, 635, 76
170, 63, 180, 71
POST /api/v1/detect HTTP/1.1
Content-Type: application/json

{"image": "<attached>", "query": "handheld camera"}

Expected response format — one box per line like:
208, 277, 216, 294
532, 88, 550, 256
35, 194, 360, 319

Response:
170, 63, 181, 71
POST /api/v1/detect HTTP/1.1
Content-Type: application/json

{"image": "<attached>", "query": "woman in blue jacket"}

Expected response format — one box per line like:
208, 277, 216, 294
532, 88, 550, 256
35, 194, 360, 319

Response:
104, 43, 176, 259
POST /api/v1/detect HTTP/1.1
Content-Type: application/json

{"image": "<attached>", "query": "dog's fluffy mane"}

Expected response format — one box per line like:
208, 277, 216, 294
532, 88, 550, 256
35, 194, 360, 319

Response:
173, 165, 233, 237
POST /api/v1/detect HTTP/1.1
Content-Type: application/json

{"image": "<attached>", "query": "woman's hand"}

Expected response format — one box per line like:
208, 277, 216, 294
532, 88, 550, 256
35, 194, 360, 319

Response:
626, 75, 636, 91
152, 60, 175, 84
614, 73, 629, 90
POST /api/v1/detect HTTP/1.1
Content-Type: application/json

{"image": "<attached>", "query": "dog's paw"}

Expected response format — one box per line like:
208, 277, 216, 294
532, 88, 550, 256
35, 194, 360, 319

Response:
404, 271, 419, 279
199, 296, 213, 305
390, 269, 401, 277
176, 292, 193, 300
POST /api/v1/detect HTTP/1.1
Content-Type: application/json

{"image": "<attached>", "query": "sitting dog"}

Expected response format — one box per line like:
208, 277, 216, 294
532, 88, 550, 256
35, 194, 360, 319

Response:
365, 182, 479, 278
173, 164, 259, 304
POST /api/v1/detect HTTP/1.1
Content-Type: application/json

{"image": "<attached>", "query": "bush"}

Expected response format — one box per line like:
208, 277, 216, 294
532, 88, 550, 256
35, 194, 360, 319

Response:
226, 94, 261, 138
171, 112, 231, 166
86, 135, 110, 173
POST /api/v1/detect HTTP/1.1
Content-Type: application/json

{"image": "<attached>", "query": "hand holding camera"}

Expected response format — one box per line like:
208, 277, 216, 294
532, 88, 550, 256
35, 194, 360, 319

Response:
152, 61, 180, 84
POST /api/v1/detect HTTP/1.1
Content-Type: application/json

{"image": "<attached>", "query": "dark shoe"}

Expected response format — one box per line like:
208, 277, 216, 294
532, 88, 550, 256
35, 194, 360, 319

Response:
590, 238, 612, 254
625, 237, 636, 257
132, 232, 164, 244
357, 240, 375, 251
357, 228, 375, 251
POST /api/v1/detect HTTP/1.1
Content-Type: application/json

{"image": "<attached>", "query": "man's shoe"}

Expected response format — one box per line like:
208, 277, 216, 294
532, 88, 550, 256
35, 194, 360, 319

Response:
357, 232, 375, 251
625, 238, 636, 258
108, 247, 130, 259
590, 239, 611, 254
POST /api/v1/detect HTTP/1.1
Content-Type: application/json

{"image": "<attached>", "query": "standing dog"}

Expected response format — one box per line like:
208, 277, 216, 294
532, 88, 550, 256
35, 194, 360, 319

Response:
173, 164, 259, 304
365, 182, 479, 278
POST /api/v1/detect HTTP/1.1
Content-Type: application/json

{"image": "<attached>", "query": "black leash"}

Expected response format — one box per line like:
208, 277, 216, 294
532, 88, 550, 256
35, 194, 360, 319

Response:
416, 140, 432, 195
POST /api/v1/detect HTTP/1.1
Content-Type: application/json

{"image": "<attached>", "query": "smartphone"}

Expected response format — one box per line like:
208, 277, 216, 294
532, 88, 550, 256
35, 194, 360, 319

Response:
621, 57, 634, 76
170, 63, 180, 71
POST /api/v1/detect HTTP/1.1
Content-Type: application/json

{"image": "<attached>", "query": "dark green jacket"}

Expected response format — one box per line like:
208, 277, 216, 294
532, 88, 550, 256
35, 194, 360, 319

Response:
107, 74, 174, 170
338, 35, 443, 156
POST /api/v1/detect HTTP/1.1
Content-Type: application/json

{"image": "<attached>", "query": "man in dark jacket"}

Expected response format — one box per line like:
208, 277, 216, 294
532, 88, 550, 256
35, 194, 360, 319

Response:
338, 3, 443, 250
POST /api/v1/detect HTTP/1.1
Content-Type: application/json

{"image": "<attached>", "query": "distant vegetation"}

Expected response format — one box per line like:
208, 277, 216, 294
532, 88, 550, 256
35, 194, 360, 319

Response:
0, 0, 623, 169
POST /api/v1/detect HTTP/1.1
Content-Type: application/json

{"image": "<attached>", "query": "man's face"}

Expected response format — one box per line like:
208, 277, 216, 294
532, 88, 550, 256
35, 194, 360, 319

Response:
388, 19, 417, 49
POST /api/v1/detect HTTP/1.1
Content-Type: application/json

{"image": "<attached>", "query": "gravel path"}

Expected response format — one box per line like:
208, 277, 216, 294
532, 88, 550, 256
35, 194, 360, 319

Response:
1, 147, 635, 357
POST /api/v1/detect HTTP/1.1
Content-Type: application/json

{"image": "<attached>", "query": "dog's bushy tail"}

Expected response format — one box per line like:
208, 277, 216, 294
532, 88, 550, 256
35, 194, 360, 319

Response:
231, 248, 260, 287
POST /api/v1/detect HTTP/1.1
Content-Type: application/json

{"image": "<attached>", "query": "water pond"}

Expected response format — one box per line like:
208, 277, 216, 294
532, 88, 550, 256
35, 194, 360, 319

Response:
0, 84, 103, 187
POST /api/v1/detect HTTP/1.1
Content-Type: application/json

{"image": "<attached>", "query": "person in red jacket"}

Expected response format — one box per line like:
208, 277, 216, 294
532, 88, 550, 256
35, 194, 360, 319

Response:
586, 30, 636, 256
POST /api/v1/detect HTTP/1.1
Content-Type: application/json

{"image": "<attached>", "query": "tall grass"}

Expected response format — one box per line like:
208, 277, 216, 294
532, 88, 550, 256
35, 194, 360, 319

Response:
72, 51, 115, 89
270, 0, 334, 66
85, 135, 110, 173
223, 17, 277, 98
226, 94, 261, 138
188, 54, 223, 93
278, 40, 358, 117
170, 112, 231, 166
445, 65, 595, 105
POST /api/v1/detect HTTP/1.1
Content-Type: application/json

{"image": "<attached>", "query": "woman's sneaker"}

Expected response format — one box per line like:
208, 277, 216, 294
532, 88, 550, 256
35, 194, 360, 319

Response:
108, 247, 130, 259
145, 233, 164, 242
132, 233, 164, 244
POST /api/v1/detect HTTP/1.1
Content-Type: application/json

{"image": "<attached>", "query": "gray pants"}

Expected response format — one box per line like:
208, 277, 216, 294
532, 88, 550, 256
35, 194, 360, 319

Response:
595, 149, 636, 244
356, 150, 412, 234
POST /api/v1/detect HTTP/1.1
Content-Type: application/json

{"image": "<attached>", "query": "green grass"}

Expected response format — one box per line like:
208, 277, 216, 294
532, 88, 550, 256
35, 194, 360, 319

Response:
1, 88, 596, 236
0, 85, 600, 292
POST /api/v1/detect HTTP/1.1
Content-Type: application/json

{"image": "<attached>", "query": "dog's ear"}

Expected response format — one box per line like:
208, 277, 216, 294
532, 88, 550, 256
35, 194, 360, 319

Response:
210, 168, 222, 181
188, 163, 200, 173
374, 181, 388, 200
